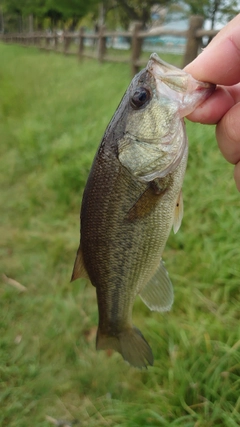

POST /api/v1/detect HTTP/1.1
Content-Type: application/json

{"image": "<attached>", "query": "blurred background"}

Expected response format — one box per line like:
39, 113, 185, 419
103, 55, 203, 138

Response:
0, 1, 240, 427
0, 0, 239, 34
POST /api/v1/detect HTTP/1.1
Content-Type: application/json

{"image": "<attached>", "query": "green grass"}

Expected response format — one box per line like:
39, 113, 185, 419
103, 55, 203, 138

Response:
0, 43, 239, 427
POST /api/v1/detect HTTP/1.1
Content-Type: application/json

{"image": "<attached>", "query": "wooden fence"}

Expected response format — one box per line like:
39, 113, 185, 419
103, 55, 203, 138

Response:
0, 15, 218, 75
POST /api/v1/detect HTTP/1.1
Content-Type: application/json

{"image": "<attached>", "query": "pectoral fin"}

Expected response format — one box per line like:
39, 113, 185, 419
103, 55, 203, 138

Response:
139, 259, 173, 312
126, 185, 163, 221
173, 189, 183, 234
71, 246, 89, 282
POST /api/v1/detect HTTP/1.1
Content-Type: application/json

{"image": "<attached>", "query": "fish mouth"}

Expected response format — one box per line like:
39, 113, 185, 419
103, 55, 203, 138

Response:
147, 52, 215, 92
147, 53, 215, 116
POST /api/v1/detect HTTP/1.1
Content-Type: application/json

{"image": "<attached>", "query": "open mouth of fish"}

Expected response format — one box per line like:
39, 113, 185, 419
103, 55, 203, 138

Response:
147, 53, 215, 116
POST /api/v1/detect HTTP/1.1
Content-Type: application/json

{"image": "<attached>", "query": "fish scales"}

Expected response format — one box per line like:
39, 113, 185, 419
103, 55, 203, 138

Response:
72, 53, 215, 368
81, 158, 182, 327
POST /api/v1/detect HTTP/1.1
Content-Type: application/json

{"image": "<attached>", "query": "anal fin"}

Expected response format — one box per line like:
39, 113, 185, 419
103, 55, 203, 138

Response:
139, 259, 173, 312
71, 245, 89, 282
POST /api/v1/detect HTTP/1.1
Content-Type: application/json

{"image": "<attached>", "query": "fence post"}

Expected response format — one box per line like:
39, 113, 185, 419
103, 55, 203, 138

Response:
131, 22, 143, 77
25, 33, 29, 46
38, 33, 43, 48
78, 27, 84, 60
54, 30, 58, 51
98, 25, 106, 62
183, 15, 204, 67
36, 33, 41, 47
45, 34, 50, 50
30, 32, 34, 46
63, 31, 71, 54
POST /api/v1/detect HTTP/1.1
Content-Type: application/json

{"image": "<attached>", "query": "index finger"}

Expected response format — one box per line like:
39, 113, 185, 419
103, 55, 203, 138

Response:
184, 14, 240, 86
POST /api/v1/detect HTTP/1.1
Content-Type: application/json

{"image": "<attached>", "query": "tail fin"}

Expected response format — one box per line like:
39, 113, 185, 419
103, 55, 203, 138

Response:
96, 326, 153, 368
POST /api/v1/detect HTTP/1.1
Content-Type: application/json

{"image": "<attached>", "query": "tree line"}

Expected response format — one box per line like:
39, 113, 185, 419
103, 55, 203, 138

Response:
0, 0, 239, 33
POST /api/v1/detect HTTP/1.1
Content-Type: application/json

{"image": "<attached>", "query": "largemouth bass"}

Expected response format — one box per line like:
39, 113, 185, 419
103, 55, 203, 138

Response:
72, 53, 215, 368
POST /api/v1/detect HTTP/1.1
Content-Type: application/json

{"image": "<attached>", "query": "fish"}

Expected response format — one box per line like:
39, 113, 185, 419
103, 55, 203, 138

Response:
71, 53, 215, 368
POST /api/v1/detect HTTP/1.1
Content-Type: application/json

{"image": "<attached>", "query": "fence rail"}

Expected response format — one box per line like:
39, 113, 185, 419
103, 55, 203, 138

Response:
0, 15, 219, 75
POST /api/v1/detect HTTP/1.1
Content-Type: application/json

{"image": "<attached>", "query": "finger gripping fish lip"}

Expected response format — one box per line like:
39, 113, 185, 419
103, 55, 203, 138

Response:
148, 52, 215, 117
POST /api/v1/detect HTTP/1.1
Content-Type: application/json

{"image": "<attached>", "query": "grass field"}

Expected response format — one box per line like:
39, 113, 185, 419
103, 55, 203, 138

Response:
0, 43, 239, 427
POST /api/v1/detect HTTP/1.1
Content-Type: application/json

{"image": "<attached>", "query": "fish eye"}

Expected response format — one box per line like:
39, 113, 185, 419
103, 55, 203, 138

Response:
130, 87, 151, 109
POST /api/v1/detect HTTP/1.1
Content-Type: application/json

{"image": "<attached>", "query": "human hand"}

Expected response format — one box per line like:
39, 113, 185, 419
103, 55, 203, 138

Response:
184, 14, 240, 191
